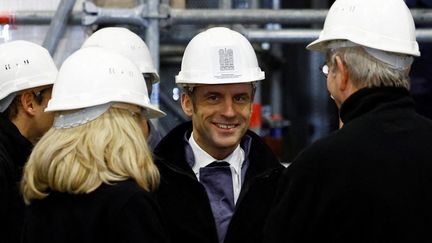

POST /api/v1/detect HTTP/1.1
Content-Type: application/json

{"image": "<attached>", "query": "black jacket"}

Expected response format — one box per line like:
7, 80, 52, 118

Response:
154, 121, 284, 243
264, 87, 432, 243
23, 180, 170, 243
0, 114, 32, 243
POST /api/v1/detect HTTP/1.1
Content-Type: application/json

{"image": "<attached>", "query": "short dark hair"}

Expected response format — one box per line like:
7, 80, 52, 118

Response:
4, 95, 20, 119
3, 89, 45, 120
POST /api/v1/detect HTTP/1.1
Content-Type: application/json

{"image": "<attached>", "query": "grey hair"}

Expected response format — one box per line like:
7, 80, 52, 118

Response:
328, 46, 412, 89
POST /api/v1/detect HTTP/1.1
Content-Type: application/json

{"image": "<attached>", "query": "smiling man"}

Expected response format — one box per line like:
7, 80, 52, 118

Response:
153, 27, 284, 243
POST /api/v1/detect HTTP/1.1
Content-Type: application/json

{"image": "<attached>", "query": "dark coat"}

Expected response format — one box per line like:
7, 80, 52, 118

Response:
147, 120, 163, 151
263, 87, 432, 243
22, 180, 170, 243
0, 114, 32, 243
153, 121, 284, 243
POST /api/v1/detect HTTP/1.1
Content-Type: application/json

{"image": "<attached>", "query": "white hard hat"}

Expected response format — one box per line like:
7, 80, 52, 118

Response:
0, 40, 57, 111
307, 0, 420, 57
82, 27, 160, 84
176, 27, 265, 86
45, 47, 165, 120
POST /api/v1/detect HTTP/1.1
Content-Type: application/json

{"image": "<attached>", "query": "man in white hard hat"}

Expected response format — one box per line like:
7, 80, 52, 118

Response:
153, 27, 284, 243
81, 27, 165, 149
263, 0, 432, 242
0, 40, 58, 243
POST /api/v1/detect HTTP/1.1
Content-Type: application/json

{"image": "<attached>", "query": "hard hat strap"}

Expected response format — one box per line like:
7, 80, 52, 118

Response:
53, 102, 148, 129
363, 47, 413, 70
53, 103, 111, 129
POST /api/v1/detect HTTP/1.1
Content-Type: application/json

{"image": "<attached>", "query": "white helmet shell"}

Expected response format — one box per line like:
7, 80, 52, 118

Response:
0, 40, 57, 100
45, 47, 165, 119
82, 27, 160, 83
307, 0, 420, 56
176, 27, 265, 86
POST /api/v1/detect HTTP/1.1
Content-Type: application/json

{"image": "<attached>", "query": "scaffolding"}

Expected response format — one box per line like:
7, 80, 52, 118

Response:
2, 0, 432, 159
5, 1, 432, 103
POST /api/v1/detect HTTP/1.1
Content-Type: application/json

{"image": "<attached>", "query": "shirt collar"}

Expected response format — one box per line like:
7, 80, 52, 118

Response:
189, 132, 244, 176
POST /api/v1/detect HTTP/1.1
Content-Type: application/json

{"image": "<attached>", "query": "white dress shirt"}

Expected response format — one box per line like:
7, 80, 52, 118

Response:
189, 132, 245, 203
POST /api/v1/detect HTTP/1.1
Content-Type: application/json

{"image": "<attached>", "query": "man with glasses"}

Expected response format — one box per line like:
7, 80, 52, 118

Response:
0, 40, 57, 243
263, 0, 432, 242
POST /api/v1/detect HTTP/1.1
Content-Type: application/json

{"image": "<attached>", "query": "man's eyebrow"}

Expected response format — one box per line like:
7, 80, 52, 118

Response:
203, 91, 222, 96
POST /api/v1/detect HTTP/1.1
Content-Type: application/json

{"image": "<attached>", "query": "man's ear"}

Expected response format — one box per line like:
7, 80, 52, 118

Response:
335, 55, 349, 91
181, 93, 193, 117
20, 91, 36, 116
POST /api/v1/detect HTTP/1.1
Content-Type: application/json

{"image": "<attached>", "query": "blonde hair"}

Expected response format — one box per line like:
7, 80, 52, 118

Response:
21, 107, 160, 205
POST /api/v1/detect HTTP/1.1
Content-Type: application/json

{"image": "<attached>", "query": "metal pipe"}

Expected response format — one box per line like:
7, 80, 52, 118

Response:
145, 0, 161, 65
243, 29, 321, 43
412, 9, 432, 24
270, 0, 282, 117
168, 9, 326, 25
43, 0, 77, 55
8, 8, 432, 26
169, 9, 432, 25
4, 11, 81, 25
160, 29, 320, 43
243, 29, 432, 43
415, 29, 432, 42
146, 0, 161, 127
82, 1, 147, 26
160, 28, 432, 44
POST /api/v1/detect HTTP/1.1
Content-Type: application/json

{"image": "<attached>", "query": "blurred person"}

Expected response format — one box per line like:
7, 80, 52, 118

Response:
263, 0, 432, 242
82, 27, 165, 149
0, 40, 57, 243
20, 47, 168, 243
153, 27, 284, 243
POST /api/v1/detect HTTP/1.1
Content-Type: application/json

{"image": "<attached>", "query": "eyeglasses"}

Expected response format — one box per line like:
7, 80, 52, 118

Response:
32, 87, 51, 103
321, 63, 329, 78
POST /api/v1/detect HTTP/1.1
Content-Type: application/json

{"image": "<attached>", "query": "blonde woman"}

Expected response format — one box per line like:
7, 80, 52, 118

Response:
21, 47, 168, 243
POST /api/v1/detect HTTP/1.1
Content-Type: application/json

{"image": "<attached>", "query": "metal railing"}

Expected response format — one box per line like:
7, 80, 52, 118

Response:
4, 4, 432, 42
2, 0, 431, 143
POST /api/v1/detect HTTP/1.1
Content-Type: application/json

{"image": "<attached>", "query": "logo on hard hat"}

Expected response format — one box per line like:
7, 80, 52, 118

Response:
212, 46, 241, 80
219, 48, 234, 71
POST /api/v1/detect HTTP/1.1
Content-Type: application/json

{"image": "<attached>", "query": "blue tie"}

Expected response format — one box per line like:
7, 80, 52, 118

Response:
199, 161, 235, 243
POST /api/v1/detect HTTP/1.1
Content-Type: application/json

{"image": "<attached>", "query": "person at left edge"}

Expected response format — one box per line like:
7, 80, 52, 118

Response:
0, 40, 57, 243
